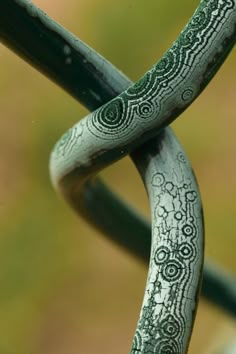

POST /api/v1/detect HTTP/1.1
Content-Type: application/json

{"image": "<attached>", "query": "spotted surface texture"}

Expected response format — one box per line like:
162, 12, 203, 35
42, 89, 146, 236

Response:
131, 131, 203, 353
49, 0, 236, 353
50, 0, 236, 184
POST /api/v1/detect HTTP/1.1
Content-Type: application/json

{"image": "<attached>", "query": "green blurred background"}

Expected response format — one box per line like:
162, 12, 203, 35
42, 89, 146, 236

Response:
0, 0, 235, 353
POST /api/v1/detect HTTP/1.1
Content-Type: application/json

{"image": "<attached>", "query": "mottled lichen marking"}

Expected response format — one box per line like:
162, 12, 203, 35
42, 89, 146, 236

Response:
49, 0, 235, 353
130, 131, 203, 354
50, 0, 236, 184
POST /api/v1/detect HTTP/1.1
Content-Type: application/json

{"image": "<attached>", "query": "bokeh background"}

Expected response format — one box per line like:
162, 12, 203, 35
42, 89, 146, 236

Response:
0, 0, 235, 353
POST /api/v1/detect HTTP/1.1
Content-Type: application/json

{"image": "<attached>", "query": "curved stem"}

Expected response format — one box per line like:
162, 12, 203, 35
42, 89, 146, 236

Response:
130, 132, 204, 353
0, 0, 127, 110
0, 0, 235, 318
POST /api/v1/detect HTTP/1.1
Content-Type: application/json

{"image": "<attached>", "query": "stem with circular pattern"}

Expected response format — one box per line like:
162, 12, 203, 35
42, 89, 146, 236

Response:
50, 0, 236, 189
130, 131, 204, 353
49, 0, 236, 353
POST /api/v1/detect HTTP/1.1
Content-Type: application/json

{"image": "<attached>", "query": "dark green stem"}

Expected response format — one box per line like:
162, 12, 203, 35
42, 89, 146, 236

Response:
0, 0, 235, 317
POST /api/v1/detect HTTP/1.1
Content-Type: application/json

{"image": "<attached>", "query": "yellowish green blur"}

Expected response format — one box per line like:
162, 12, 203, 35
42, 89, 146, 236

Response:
0, 0, 235, 353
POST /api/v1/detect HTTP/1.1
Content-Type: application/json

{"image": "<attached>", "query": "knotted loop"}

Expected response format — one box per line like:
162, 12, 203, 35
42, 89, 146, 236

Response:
49, 1, 236, 353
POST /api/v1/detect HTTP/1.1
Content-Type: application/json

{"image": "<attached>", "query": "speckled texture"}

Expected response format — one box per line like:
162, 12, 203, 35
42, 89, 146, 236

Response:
50, 0, 236, 184
49, 0, 236, 353
131, 131, 203, 353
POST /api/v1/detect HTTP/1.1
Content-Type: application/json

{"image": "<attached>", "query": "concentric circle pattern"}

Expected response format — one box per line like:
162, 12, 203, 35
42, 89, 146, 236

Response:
49, 0, 236, 353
